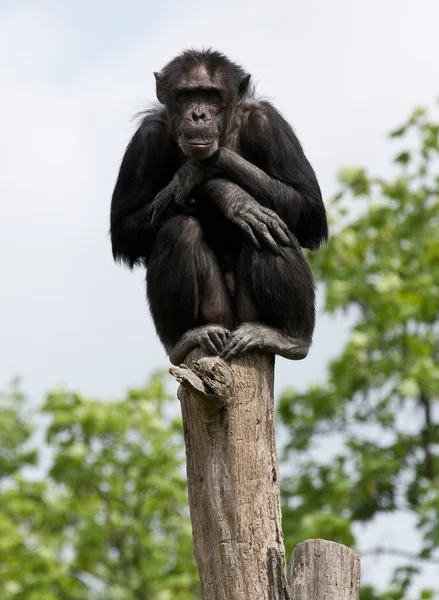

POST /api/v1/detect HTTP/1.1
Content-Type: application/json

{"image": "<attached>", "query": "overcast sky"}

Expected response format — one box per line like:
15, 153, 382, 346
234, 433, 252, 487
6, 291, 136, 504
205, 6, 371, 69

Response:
1, 0, 439, 589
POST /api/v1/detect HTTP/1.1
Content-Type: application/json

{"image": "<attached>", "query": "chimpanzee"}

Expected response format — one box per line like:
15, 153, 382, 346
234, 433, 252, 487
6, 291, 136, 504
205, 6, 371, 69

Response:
110, 49, 328, 365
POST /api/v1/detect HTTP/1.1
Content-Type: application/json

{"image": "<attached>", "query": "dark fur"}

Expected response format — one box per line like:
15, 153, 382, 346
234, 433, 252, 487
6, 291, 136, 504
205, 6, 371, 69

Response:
110, 49, 328, 358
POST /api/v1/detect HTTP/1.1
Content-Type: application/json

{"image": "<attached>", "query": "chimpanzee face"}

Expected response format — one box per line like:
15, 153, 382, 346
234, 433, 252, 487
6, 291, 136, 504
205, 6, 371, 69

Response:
156, 65, 236, 159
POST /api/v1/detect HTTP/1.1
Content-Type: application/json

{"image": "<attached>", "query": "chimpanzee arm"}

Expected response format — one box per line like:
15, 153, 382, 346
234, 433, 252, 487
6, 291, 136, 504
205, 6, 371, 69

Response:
149, 169, 292, 255
147, 159, 221, 230
200, 178, 290, 253
110, 112, 178, 267
215, 102, 328, 250
147, 163, 291, 253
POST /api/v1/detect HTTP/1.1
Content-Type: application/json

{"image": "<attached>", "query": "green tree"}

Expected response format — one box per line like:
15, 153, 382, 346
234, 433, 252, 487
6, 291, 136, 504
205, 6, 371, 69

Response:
0, 374, 200, 600
0, 381, 41, 598
279, 104, 439, 599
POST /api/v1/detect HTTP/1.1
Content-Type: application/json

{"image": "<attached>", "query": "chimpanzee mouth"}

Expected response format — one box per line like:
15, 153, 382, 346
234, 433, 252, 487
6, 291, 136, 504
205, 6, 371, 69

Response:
179, 136, 218, 158
185, 139, 215, 147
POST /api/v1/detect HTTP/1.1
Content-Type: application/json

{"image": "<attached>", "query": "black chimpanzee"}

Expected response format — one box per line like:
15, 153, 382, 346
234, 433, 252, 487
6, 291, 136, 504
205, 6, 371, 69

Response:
110, 49, 328, 365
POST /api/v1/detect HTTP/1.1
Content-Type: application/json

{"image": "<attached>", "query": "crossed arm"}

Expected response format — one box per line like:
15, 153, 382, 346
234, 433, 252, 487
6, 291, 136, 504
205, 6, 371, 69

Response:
146, 148, 294, 253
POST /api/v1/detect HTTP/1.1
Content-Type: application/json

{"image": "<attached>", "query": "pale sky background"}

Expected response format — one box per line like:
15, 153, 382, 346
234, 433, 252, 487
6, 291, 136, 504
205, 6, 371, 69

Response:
1, 0, 439, 592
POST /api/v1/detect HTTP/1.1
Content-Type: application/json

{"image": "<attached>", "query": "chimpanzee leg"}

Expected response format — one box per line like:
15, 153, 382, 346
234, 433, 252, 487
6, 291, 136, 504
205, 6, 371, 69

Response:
146, 215, 234, 364
222, 234, 315, 360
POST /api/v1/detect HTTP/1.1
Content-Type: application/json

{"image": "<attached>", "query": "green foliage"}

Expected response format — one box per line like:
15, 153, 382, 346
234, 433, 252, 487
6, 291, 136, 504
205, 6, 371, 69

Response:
0, 379, 37, 479
279, 104, 439, 598
0, 374, 200, 600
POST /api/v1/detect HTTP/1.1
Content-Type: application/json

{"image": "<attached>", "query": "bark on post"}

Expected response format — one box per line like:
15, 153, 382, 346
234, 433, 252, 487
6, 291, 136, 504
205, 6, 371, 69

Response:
171, 350, 290, 600
288, 539, 361, 600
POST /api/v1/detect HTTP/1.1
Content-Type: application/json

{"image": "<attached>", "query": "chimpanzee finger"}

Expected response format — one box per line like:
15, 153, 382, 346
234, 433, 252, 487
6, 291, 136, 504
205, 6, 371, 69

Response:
267, 219, 290, 246
255, 214, 289, 246
236, 220, 261, 250
201, 337, 220, 355
250, 219, 280, 255
151, 195, 175, 229
218, 329, 230, 346
144, 203, 154, 221
151, 207, 165, 231
220, 335, 240, 358
209, 330, 225, 353
258, 205, 290, 235
223, 337, 250, 359
173, 187, 190, 207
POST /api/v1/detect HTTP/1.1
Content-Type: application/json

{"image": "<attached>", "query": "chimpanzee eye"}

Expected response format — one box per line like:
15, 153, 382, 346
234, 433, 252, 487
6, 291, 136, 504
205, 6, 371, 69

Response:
175, 91, 192, 102
204, 90, 222, 104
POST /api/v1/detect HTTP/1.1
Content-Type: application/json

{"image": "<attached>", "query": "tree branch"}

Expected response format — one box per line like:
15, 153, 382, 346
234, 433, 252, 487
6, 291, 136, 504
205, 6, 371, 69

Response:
419, 385, 435, 481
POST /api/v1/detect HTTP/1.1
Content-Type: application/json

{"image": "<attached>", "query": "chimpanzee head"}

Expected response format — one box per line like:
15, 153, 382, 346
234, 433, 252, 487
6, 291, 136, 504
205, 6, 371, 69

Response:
154, 49, 251, 159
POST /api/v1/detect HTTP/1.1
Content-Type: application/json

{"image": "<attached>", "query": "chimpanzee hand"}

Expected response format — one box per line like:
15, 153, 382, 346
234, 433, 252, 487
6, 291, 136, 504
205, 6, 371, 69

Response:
145, 176, 183, 231
203, 179, 290, 254
229, 201, 290, 254
146, 160, 220, 230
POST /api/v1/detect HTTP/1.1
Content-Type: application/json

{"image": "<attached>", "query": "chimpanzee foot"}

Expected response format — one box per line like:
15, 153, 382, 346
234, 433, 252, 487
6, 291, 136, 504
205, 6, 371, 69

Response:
169, 325, 231, 366
195, 325, 231, 356
220, 323, 309, 361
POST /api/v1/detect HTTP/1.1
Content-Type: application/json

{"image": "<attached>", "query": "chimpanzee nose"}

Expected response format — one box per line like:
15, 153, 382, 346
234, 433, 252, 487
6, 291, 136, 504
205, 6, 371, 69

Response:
192, 108, 207, 122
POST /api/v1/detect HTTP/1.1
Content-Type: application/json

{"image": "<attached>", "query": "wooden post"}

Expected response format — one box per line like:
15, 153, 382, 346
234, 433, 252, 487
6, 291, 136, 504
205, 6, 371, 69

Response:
171, 353, 361, 599
289, 539, 361, 600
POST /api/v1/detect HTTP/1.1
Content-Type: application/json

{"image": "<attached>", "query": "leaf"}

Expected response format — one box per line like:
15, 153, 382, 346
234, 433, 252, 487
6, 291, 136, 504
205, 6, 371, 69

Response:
389, 125, 407, 138
394, 151, 411, 165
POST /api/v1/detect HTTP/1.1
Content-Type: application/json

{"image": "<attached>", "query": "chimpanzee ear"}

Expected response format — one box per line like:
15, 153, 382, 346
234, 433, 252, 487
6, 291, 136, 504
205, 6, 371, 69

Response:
238, 74, 251, 100
154, 72, 166, 104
